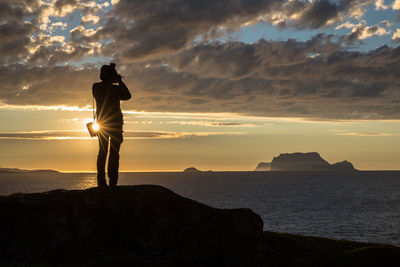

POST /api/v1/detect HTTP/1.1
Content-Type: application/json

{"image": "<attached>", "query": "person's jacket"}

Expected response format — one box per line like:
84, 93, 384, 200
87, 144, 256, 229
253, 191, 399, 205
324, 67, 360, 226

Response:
92, 81, 131, 127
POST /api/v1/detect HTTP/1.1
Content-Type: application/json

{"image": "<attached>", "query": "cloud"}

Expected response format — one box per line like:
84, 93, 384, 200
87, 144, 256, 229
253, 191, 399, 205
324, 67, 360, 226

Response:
0, 0, 40, 64
81, 14, 100, 24
0, 130, 243, 140
0, 64, 98, 107
1, 36, 400, 120
392, 29, 400, 41
0, 0, 111, 65
0, 0, 385, 65
165, 34, 344, 79
380, 20, 392, 27
0, 130, 92, 140
102, 0, 374, 62
393, 0, 400, 9
375, 0, 388, 10
1, 0, 400, 121
114, 38, 400, 120
163, 121, 259, 127
0, 0, 384, 65
335, 22, 389, 44
330, 130, 399, 136
125, 121, 153, 125
48, 22, 68, 32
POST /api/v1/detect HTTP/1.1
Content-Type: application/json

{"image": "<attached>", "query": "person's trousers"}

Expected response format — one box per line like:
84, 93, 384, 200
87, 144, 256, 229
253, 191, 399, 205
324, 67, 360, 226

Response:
97, 128, 123, 187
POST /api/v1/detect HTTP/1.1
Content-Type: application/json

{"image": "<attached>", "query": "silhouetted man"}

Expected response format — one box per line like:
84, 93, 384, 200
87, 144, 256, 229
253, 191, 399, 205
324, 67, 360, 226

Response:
93, 63, 131, 188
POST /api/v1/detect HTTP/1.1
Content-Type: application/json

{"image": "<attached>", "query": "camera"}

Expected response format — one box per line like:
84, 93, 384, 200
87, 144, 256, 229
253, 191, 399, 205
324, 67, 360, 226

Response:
86, 121, 99, 137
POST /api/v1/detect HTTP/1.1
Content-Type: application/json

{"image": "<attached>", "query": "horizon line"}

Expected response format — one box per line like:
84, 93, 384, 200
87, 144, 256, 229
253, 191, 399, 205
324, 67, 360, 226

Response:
36, 169, 400, 173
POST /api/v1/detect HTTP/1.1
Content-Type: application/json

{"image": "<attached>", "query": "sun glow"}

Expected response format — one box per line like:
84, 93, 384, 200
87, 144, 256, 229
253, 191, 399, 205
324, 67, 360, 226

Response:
93, 122, 100, 131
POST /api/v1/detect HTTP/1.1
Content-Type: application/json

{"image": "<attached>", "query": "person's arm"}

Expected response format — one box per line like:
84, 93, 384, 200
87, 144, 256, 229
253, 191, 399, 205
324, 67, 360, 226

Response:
117, 77, 131, 100
92, 83, 97, 99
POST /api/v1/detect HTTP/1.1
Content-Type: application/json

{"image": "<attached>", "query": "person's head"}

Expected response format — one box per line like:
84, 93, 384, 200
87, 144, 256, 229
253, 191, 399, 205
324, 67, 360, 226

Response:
100, 63, 118, 82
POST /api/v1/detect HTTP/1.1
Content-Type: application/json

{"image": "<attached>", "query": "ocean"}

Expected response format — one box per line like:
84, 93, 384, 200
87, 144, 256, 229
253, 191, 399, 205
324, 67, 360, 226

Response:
1, 171, 399, 246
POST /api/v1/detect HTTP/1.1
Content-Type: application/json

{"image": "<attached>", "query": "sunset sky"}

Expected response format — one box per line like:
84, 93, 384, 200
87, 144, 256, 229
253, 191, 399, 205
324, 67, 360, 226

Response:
1, 0, 400, 171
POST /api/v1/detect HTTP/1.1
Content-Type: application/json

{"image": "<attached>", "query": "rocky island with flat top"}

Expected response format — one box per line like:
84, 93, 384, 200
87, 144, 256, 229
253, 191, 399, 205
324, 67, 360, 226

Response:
255, 152, 356, 171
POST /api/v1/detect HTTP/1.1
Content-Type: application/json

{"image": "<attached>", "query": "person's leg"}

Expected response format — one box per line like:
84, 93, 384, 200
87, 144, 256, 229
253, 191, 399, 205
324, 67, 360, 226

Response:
108, 130, 123, 187
97, 132, 109, 188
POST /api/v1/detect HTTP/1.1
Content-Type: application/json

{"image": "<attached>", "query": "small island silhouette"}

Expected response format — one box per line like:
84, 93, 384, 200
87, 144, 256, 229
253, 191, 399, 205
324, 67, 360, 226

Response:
0, 167, 59, 174
183, 167, 201, 173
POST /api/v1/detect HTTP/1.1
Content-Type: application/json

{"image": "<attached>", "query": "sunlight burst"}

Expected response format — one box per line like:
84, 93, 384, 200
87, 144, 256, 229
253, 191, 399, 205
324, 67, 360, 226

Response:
93, 122, 100, 131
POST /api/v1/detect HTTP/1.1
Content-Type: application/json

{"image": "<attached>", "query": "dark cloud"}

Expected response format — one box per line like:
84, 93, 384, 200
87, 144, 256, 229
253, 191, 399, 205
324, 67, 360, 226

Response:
105, 0, 370, 61
53, 0, 79, 11
107, 0, 276, 61
166, 34, 344, 79
1, 37, 399, 120
0, 0, 376, 64
116, 39, 400, 120
1, 0, 399, 121
0, 64, 98, 106
0, 1, 41, 21
0, 1, 106, 65
294, 0, 339, 28
0, 1, 41, 63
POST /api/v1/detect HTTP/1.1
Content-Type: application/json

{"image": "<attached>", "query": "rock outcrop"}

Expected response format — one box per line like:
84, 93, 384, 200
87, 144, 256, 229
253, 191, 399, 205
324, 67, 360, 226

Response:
330, 160, 355, 170
270, 152, 356, 171
0, 185, 263, 266
254, 162, 271, 171
0, 185, 399, 266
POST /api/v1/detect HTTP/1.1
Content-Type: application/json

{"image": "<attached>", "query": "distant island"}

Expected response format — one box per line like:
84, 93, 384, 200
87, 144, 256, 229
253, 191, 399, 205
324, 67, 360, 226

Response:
255, 152, 356, 171
0, 168, 59, 174
183, 167, 201, 173
183, 167, 214, 173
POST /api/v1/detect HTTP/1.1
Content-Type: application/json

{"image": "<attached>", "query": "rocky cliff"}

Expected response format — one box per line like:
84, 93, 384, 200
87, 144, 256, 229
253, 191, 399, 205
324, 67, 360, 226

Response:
254, 162, 271, 171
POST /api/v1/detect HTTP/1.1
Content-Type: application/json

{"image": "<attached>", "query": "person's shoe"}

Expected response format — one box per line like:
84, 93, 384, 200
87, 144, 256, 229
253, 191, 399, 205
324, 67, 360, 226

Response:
109, 179, 117, 188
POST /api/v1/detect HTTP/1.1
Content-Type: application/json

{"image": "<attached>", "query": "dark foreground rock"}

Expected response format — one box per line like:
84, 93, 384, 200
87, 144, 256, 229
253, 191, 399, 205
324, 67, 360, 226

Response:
0, 185, 264, 266
1, 185, 399, 266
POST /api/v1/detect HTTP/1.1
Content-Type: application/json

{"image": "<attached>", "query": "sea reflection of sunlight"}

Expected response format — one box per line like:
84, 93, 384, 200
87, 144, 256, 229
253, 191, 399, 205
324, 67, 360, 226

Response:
75, 174, 97, 190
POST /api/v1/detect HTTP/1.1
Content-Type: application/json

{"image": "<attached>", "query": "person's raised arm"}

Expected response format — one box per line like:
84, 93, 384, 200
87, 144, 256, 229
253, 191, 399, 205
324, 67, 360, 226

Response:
117, 75, 131, 100
92, 83, 97, 99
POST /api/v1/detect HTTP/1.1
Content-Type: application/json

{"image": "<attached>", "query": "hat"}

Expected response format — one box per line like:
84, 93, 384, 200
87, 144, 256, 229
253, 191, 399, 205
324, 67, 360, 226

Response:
100, 64, 118, 81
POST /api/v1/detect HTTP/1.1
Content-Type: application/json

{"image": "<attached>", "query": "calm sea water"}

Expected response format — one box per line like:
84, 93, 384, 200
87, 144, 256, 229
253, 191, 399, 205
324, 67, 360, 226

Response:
1, 171, 399, 246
